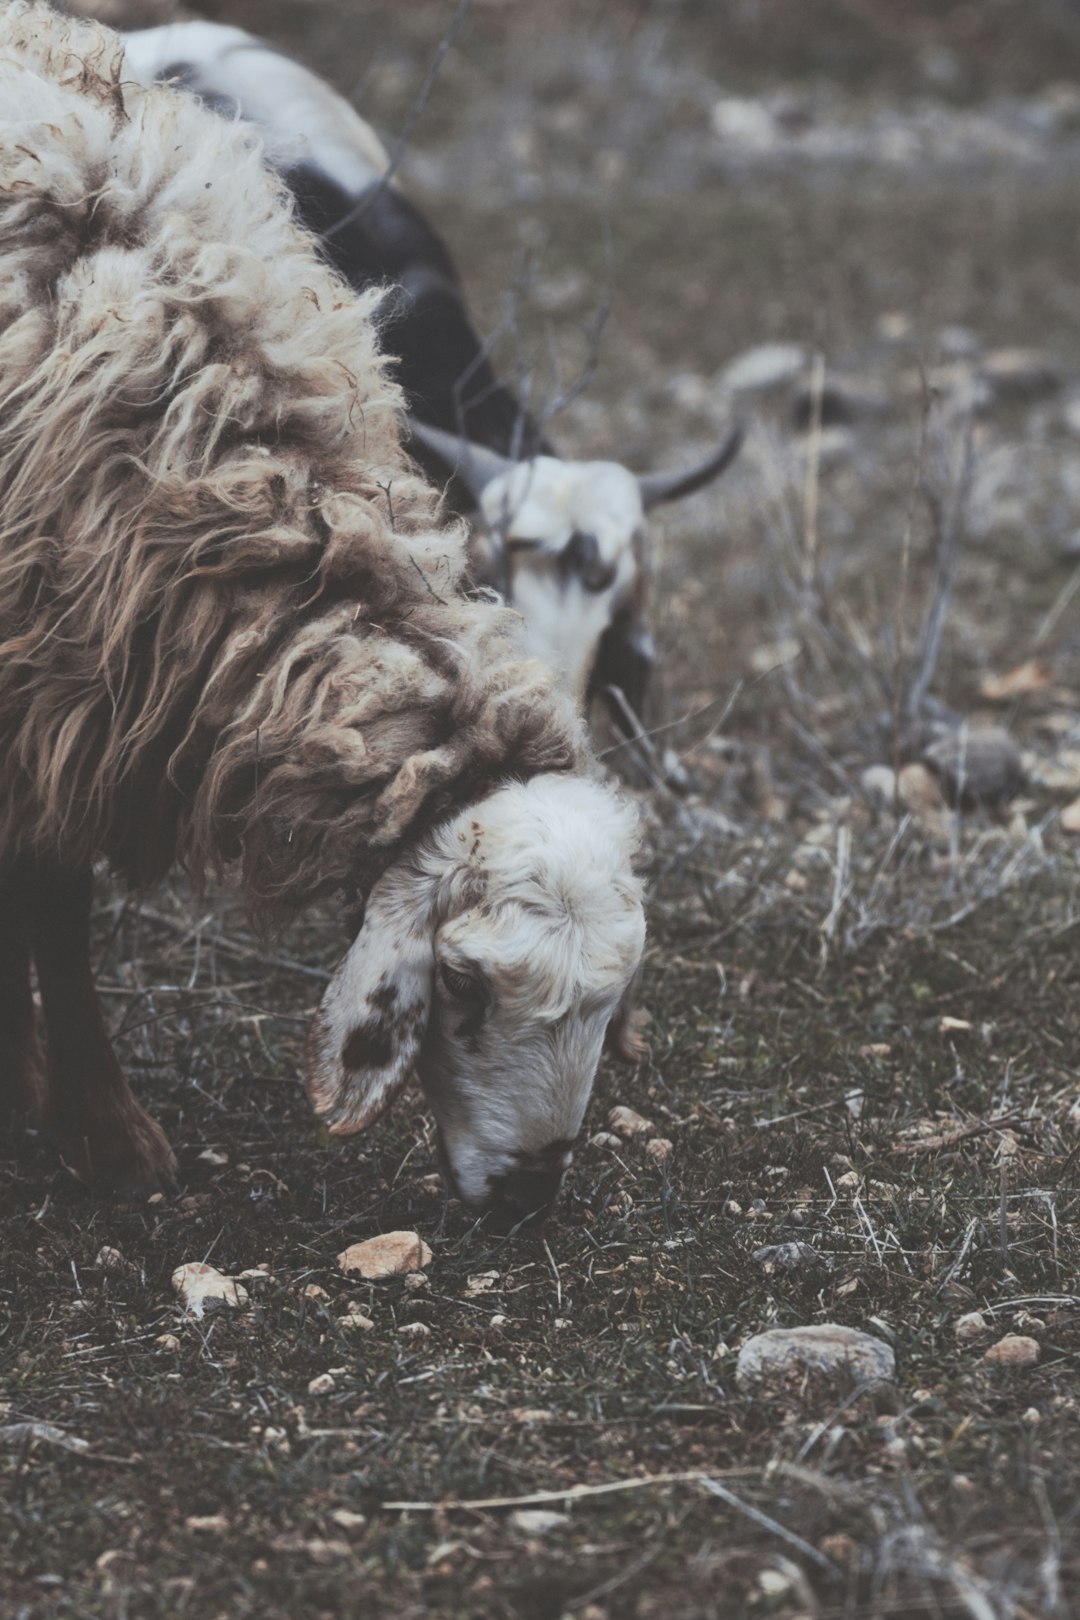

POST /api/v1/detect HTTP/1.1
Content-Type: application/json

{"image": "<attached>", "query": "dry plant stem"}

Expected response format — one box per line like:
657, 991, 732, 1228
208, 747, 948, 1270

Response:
327, 0, 473, 240
383, 1467, 754, 1512
699, 1477, 836, 1573
892, 368, 932, 781
905, 412, 975, 720
126, 907, 331, 985
800, 350, 825, 601
889, 1111, 1025, 1155
599, 684, 688, 806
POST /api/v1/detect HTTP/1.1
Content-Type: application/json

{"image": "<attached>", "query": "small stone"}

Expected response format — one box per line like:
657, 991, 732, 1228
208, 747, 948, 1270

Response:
1021, 1407, 1042, 1426
186, 1514, 229, 1534
751, 1241, 824, 1272
982, 1333, 1040, 1368
330, 1509, 368, 1533
954, 1311, 989, 1343
645, 1137, 674, 1164
155, 1333, 181, 1352
337, 1232, 432, 1279
509, 1509, 569, 1536
861, 765, 898, 808
835, 1170, 861, 1191
922, 726, 1024, 808
398, 1321, 432, 1339
307, 1373, 336, 1396
721, 341, 805, 393
749, 636, 800, 677
1061, 796, 1080, 834
939, 1016, 973, 1035
171, 1263, 248, 1318
979, 660, 1053, 702
465, 1271, 500, 1296
735, 1324, 895, 1396
339, 1311, 374, 1331
898, 761, 944, 816
237, 1268, 273, 1287
607, 1105, 654, 1139
878, 311, 913, 344
302, 1283, 329, 1301
758, 1568, 797, 1601
709, 97, 780, 152
95, 1245, 131, 1274
403, 1272, 428, 1292
588, 1131, 622, 1149
197, 1147, 228, 1167
290, 1537, 351, 1563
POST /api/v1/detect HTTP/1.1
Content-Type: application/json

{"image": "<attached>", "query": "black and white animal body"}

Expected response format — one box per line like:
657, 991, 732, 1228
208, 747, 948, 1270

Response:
122, 21, 741, 743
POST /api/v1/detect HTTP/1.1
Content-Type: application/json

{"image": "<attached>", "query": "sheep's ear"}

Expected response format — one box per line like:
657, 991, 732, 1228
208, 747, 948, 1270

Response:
305, 866, 434, 1136
605, 970, 649, 1066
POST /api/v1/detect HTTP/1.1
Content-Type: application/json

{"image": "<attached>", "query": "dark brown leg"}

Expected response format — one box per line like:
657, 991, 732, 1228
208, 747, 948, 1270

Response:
0, 862, 46, 1129
28, 864, 177, 1195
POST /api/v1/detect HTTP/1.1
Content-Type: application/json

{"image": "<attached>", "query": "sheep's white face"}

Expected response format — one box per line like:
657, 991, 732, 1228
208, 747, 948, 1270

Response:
306, 774, 645, 1227
479, 458, 645, 701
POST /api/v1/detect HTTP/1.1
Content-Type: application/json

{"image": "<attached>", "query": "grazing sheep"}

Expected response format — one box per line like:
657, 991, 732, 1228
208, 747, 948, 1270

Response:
121, 20, 742, 759
0, 3, 645, 1227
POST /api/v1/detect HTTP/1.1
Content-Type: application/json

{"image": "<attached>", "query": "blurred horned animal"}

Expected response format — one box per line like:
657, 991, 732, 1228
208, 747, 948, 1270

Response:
122, 20, 743, 779
0, 3, 645, 1229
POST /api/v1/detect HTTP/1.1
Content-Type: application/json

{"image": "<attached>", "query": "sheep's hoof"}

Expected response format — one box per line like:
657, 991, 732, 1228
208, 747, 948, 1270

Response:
49, 1103, 178, 1199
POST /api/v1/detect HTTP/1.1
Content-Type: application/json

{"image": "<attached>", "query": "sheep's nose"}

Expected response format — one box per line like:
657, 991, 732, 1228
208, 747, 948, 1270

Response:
485, 1166, 565, 1232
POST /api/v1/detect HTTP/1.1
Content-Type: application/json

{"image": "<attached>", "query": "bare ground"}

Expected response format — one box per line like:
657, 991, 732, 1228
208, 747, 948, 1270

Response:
5, 3, 1080, 1616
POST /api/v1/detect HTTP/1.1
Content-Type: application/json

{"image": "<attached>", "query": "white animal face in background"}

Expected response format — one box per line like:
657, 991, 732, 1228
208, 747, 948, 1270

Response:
479, 458, 645, 699
305, 774, 645, 1227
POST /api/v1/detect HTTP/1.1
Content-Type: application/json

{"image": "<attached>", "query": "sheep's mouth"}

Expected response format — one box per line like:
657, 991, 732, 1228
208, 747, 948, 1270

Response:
433, 1130, 562, 1231
481, 1167, 564, 1234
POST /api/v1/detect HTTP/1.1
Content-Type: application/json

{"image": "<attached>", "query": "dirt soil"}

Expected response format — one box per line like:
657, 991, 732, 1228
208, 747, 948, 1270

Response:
6, 2, 1080, 1616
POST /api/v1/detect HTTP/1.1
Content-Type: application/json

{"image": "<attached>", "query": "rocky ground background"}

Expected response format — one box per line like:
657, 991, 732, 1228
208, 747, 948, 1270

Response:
6, 2, 1080, 1616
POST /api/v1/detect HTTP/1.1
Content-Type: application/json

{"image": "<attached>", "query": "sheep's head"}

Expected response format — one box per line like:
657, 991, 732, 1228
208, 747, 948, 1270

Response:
410, 421, 743, 713
305, 774, 646, 1229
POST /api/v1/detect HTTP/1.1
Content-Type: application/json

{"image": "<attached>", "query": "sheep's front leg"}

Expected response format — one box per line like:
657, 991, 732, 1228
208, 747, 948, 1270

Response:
0, 862, 46, 1130
29, 865, 177, 1196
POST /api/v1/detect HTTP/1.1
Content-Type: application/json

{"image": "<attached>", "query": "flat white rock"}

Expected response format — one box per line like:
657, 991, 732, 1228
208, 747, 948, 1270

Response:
722, 341, 806, 394
171, 1262, 248, 1317
983, 1333, 1040, 1368
736, 1324, 895, 1394
607, 1105, 654, 1139
954, 1310, 989, 1342
95, 1245, 132, 1274
337, 1232, 432, 1279
510, 1509, 569, 1536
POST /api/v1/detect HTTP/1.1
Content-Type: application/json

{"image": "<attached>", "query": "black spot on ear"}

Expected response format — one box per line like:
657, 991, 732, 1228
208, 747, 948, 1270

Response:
369, 979, 400, 1015
343, 1019, 395, 1071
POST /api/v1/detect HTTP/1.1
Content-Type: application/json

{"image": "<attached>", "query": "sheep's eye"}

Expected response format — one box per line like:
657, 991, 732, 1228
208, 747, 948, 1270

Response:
440, 963, 487, 1003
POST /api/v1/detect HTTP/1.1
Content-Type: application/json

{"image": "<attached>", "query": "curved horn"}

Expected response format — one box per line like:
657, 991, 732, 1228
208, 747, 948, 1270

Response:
638, 422, 745, 510
408, 419, 515, 503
